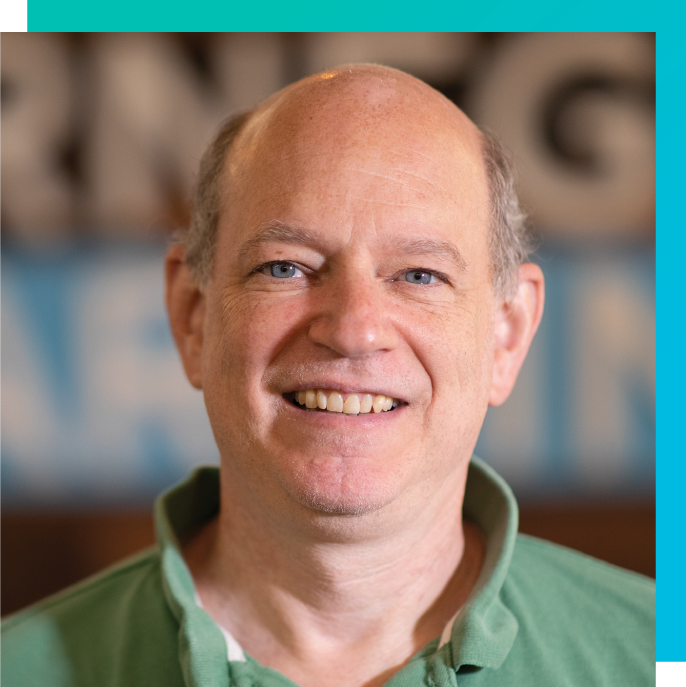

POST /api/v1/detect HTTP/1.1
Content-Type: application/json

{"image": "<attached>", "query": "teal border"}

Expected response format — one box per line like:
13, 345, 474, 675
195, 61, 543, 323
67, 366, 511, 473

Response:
21, 12, 674, 659
655, 27, 681, 661
26, 1, 655, 32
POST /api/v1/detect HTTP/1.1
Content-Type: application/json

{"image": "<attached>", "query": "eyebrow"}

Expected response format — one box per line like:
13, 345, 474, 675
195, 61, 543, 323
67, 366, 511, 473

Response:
237, 221, 467, 271
237, 222, 318, 262
390, 237, 467, 271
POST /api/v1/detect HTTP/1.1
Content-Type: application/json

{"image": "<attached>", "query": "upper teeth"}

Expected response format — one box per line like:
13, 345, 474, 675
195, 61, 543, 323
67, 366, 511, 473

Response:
294, 390, 397, 415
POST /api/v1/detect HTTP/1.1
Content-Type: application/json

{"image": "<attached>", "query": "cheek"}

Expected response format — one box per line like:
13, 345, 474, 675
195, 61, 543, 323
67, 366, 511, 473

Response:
405, 297, 495, 454
206, 292, 306, 388
200, 294, 294, 453
410, 300, 494, 396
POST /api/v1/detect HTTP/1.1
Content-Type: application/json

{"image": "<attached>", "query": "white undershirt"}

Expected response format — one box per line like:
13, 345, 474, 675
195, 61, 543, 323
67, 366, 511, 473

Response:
194, 591, 247, 662
193, 590, 459, 663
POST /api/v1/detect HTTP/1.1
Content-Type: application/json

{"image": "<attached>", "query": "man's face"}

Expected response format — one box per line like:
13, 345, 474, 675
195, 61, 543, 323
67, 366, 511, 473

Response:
197, 73, 498, 520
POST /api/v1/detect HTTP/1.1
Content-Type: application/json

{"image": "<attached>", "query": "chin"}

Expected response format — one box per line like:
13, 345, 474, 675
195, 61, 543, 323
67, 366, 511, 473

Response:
276, 455, 401, 517
290, 489, 387, 517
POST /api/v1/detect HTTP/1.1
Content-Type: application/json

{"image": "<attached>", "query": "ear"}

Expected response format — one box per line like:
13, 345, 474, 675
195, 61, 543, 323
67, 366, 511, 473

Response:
489, 263, 545, 406
165, 244, 205, 389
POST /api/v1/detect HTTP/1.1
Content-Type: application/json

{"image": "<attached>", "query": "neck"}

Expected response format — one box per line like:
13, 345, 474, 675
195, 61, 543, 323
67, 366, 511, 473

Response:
184, 463, 485, 687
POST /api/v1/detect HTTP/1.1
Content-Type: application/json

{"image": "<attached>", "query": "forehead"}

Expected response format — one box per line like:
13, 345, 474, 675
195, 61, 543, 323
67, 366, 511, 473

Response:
221, 70, 490, 250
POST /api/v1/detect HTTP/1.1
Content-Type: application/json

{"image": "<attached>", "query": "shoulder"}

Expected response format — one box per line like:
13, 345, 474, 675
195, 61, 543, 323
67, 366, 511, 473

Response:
487, 534, 655, 686
509, 533, 655, 615
1, 547, 185, 687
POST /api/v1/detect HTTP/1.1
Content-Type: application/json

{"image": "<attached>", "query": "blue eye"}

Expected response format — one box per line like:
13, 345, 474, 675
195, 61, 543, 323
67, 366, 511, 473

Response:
268, 262, 303, 278
403, 270, 436, 285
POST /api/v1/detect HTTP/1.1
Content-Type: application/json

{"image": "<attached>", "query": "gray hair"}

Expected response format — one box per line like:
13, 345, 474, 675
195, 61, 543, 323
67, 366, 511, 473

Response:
183, 112, 534, 300
481, 131, 536, 299
183, 110, 254, 286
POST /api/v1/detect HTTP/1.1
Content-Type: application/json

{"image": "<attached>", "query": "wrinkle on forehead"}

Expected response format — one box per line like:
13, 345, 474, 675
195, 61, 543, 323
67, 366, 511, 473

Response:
229, 64, 484, 176
217, 64, 491, 255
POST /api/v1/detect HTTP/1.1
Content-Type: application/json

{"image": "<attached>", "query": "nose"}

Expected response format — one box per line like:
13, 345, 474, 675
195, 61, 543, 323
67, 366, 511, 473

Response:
307, 272, 399, 358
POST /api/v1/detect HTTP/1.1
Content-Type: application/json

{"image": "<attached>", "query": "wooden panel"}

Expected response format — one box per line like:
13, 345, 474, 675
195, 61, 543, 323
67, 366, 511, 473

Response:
518, 502, 655, 578
2, 510, 155, 617
1, 502, 654, 618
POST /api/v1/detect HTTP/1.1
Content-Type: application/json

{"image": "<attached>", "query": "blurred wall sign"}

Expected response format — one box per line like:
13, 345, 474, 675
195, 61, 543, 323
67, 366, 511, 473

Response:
469, 33, 655, 239
1, 33, 286, 241
1, 33, 655, 505
2, 246, 219, 506
1, 33, 75, 241
2, 246, 654, 506
2, 33, 654, 244
305, 32, 477, 82
475, 246, 655, 499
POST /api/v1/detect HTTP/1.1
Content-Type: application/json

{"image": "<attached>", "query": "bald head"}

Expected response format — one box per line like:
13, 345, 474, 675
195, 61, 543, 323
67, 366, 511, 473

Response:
241, 64, 483, 157
185, 64, 531, 298
232, 65, 484, 195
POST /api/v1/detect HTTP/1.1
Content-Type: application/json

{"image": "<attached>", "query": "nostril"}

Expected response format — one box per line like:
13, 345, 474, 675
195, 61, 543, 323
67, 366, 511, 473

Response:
307, 307, 398, 359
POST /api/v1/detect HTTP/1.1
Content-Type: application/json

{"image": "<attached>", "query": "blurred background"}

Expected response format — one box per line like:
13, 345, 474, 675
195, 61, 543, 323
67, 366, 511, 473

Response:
2, 32, 655, 614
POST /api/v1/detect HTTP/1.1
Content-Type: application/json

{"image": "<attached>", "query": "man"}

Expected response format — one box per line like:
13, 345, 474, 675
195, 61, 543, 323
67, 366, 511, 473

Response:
2, 65, 654, 687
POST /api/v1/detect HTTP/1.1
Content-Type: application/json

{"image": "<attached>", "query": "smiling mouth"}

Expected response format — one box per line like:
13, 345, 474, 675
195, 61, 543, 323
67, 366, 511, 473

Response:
287, 390, 400, 415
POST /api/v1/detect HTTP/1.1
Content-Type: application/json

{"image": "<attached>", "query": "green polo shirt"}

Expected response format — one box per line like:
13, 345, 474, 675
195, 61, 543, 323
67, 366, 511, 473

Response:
1, 457, 655, 686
